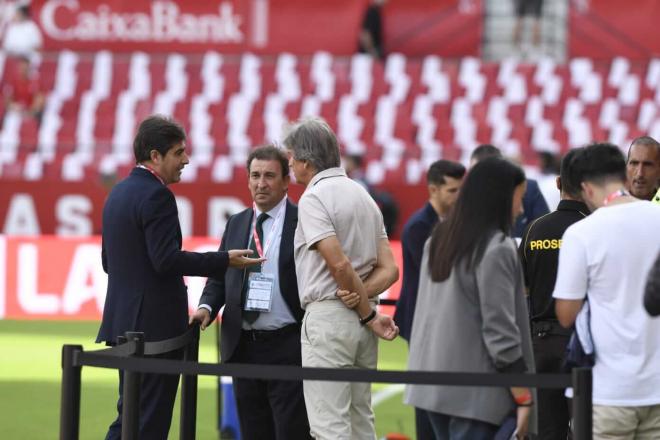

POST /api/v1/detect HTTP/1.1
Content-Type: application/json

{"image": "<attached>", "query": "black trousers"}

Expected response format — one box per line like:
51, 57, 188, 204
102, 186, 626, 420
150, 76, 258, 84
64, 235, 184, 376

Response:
415, 406, 436, 439
533, 330, 571, 440
231, 325, 312, 440
105, 350, 182, 440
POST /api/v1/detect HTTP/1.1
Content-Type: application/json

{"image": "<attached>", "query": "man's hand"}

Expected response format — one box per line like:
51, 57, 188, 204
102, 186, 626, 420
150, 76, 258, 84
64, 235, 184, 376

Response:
189, 308, 212, 331
367, 313, 399, 341
336, 289, 360, 309
228, 249, 266, 269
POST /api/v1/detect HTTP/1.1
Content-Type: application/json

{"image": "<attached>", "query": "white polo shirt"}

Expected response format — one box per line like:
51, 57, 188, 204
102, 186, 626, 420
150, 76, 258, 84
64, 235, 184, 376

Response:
294, 167, 387, 308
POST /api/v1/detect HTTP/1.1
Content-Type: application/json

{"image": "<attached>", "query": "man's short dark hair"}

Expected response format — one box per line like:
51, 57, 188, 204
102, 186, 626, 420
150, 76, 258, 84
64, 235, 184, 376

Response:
246, 145, 289, 178
568, 142, 626, 189
427, 160, 466, 186
470, 144, 503, 163
628, 136, 660, 160
133, 115, 186, 163
559, 148, 583, 197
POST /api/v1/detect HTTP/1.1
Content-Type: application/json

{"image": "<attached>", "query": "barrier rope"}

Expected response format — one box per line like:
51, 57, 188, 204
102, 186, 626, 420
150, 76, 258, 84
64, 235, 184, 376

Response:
92, 326, 199, 357
74, 352, 572, 388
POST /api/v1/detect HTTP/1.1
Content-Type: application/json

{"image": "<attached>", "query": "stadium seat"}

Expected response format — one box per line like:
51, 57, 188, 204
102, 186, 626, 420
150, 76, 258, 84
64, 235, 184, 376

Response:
1, 51, 657, 184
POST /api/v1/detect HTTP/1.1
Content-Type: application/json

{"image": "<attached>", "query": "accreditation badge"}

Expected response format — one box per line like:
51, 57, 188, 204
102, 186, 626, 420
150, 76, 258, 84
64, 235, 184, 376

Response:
245, 272, 275, 312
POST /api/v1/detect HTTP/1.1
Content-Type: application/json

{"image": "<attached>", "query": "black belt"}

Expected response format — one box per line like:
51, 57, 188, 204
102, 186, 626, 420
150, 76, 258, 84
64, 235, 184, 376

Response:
241, 323, 300, 342
531, 321, 572, 337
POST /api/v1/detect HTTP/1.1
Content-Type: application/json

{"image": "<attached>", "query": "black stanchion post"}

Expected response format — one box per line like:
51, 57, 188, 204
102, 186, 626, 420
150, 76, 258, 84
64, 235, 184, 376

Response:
180, 325, 200, 440
572, 367, 593, 440
122, 332, 145, 440
216, 322, 224, 439
60, 344, 83, 440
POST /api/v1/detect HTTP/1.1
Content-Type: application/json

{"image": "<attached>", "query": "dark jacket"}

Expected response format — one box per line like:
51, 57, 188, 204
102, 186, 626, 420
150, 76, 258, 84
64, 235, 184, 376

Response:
645, 251, 660, 317
199, 200, 303, 362
394, 202, 438, 341
97, 167, 229, 343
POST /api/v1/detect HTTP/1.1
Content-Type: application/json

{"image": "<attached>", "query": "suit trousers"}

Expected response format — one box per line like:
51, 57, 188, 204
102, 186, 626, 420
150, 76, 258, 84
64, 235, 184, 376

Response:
105, 350, 182, 440
301, 301, 378, 440
415, 406, 436, 439
231, 324, 311, 440
533, 331, 571, 440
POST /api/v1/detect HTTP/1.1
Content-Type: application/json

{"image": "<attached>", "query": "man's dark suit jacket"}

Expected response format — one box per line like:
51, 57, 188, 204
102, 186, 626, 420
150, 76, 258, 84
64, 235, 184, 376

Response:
394, 202, 438, 342
97, 167, 229, 344
199, 199, 304, 362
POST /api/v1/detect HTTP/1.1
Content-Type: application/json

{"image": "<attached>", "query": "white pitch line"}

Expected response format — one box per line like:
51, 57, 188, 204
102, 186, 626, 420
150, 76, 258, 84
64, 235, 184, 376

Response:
372, 384, 405, 407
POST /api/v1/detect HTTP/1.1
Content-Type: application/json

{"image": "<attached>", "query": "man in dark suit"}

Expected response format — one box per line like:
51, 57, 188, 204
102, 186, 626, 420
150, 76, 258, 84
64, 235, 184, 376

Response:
190, 145, 311, 440
97, 115, 262, 440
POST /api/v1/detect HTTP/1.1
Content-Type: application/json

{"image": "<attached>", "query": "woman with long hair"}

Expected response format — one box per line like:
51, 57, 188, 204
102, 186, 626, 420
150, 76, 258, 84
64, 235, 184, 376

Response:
405, 157, 536, 439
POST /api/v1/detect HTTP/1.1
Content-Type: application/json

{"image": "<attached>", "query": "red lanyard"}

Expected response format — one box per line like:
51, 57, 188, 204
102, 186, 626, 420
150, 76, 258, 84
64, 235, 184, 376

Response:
137, 164, 164, 185
603, 189, 629, 205
251, 199, 286, 258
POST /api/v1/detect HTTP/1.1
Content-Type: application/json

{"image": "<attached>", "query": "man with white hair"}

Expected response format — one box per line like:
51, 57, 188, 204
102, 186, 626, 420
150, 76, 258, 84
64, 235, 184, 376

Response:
284, 117, 399, 440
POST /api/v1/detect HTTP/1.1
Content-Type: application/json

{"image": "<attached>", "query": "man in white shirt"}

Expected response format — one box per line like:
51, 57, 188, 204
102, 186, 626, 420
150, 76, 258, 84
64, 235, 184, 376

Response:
554, 142, 660, 438
2, 5, 42, 62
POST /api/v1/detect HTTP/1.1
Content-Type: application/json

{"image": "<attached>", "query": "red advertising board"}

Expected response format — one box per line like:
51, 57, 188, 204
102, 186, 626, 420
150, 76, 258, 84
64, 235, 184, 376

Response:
384, 0, 482, 57
0, 235, 402, 320
32, 0, 481, 56
570, 0, 660, 59
0, 180, 429, 239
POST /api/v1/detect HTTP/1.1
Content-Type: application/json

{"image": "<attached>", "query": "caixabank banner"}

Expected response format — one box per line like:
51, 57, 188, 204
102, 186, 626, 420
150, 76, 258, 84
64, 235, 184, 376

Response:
31, 0, 481, 56
0, 235, 401, 320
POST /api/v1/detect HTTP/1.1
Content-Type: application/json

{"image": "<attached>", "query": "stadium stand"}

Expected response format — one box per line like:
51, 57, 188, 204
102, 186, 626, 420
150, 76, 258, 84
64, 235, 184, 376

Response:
1, 51, 659, 185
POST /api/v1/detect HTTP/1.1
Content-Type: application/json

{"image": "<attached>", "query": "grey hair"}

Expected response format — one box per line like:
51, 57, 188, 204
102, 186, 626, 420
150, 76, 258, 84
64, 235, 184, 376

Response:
282, 117, 341, 172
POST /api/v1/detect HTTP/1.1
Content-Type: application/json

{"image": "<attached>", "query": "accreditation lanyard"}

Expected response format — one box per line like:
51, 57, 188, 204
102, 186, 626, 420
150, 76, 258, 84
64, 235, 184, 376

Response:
251, 198, 286, 259
137, 164, 165, 185
603, 189, 629, 205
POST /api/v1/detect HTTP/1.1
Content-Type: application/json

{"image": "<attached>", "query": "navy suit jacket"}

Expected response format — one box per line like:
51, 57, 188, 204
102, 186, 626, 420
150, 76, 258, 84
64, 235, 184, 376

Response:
394, 202, 438, 342
97, 168, 229, 343
199, 199, 303, 363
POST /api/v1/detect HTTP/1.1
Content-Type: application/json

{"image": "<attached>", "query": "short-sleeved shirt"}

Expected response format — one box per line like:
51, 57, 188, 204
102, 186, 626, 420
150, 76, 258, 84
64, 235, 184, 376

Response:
553, 201, 660, 405
294, 167, 387, 308
518, 199, 589, 322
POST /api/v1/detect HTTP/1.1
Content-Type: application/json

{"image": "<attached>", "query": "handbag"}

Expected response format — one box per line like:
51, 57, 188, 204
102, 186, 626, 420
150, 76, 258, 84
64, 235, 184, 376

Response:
563, 299, 595, 370
494, 413, 517, 440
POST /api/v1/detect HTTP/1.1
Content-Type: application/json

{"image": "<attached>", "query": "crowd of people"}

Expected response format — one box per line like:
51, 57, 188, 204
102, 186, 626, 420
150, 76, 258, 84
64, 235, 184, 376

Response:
97, 111, 660, 440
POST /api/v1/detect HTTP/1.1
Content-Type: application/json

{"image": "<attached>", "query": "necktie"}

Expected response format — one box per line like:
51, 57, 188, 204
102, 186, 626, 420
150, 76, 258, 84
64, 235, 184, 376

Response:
242, 212, 269, 323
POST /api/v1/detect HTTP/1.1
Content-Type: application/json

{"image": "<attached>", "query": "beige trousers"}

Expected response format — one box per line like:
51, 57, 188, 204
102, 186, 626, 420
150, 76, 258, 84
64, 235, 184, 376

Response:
593, 403, 660, 439
301, 301, 378, 440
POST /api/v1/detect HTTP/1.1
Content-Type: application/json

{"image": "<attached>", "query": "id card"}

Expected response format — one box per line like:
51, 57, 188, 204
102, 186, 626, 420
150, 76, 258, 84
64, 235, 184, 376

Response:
245, 272, 274, 312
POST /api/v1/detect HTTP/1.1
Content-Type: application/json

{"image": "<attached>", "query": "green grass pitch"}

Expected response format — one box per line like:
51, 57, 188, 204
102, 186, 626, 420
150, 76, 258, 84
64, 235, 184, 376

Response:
0, 320, 414, 439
